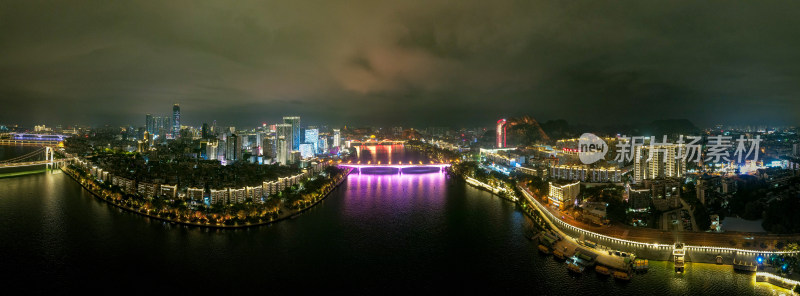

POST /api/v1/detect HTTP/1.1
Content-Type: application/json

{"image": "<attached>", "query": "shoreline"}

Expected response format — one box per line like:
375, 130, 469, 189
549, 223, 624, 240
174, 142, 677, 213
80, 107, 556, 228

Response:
61, 165, 353, 229
456, 169, 798, 291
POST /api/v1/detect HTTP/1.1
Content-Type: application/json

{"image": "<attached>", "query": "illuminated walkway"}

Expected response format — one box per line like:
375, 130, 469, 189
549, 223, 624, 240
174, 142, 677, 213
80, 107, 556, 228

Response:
518, 185, 800, 257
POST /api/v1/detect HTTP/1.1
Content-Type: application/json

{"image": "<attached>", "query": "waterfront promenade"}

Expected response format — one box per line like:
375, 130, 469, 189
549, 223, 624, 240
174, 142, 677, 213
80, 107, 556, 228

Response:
517, 185, 800, 266
61, 165, 353, 229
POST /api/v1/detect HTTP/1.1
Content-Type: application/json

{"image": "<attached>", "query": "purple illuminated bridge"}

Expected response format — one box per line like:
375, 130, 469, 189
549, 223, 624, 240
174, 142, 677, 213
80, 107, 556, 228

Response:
337, 163, 451, 174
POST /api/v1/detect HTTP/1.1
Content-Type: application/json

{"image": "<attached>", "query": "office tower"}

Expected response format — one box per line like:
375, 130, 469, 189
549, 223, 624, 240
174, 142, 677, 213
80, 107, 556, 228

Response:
320, 137, 328, 154
146, 114, 154, 134
633, 144, 687, 183
262, 137, 276, 159
276, 123, 293, 164
304, 128, 319, 155
226, 133, 242, 163
202, 123, 209, 139
205, 140, 218, 160
496, 119, 507, 148
333, 129, 341, 148
153, 116, 164, 138
172, 104, 181, 139
299, 143, 314, 159
283, 116, 301, 150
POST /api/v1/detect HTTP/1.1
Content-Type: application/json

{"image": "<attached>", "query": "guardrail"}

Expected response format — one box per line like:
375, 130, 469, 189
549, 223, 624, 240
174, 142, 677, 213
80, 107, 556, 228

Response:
517, 185, 800, 256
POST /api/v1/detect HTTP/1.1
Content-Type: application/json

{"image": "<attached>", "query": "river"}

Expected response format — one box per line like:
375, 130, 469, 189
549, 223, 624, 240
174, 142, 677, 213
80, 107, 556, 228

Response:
0, 145, 788, 294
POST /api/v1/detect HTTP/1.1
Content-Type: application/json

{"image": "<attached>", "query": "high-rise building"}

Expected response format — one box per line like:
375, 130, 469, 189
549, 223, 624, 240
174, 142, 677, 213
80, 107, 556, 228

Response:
633, 144, 687, 183
146, 114, 154, 135
172, 104, 181, 139
299, 143, 315, 159
262, 137, 276, 159
205, 140, 218, 161
276, 123, 293, 164
548, 181, 581, 210
283, 116, 301, 150
304, 128, 319, 155
202, 123, 209, 139
496, 119, 507, 148
333, 129, 341, 149
226, 133, 239, 163
320, 137, 328, 154
152, 116, 169, 140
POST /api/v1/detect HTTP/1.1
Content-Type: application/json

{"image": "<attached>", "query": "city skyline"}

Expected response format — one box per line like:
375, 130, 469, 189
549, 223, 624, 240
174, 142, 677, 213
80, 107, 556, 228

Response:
2, 1, 800, 127
1, 2, 800, 293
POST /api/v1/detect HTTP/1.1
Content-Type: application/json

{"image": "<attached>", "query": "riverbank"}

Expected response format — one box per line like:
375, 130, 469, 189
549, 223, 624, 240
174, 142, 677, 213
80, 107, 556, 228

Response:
453, 171, 518, 203
61, 165, 353, 229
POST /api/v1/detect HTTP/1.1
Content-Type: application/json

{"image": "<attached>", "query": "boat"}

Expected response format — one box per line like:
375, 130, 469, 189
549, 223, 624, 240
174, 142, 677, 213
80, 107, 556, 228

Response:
612, 270, 632, 280
733, 259, 757, 272
673, 243, 685, 273
633, 259, 649, 271
595, 265, 611, 276
538, 244, 551, 254
567, 259, 585, 274
553, 249, 566, 260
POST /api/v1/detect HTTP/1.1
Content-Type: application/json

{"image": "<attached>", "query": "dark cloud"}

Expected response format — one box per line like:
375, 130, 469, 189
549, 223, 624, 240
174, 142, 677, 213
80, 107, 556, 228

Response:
0, 0, 798, 128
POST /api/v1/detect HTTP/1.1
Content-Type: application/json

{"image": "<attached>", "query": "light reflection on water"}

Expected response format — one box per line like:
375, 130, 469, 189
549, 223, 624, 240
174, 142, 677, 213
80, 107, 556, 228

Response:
0, 145, 790, 294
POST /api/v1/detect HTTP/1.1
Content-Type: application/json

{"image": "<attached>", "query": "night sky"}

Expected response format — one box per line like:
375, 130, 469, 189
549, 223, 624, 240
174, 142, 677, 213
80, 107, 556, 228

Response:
1, 1, 799, 128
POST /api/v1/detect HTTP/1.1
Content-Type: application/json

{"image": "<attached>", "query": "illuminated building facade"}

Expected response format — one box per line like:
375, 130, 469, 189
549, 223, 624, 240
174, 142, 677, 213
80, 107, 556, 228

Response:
496, 119, 507, 148
333, 129, 341, 149
304, 128, 319, 154
283, 116, 301, 150
172, 104, 181, 139
276, 123, 293, 164
548, 181, 581, 210
550, 165, 622, 183
633, 144, 687, 183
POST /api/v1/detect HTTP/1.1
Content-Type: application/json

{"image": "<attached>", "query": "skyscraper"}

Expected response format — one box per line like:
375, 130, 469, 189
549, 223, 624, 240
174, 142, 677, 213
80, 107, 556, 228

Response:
299, 143, 314, 159
283, 116, 301, 150
146, 114, 154, 135
304, 128, 319, 155
496, 119, 507, 148
333, 129, 341, 149
202, 123, 209, 139
154, 116, 168, 139
320, 136, 328, 154
276, 123, 293, 164
172, 104, 181, 139
226, 133, 242, 163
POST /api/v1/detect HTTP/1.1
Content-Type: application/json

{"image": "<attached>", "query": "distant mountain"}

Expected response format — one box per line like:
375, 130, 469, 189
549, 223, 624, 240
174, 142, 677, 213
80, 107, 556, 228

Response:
478, 117, 700, 146
540, 119, 578, 142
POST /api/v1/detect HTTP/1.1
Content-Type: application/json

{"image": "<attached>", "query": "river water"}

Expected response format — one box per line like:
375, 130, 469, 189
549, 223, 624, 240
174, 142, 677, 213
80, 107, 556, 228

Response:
0, 145, 788, 294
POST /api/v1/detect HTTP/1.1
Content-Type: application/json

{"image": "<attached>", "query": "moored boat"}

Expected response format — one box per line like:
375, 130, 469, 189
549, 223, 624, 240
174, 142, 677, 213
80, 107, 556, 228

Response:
595, 265, 611, 276
633, 259, 649, 271
612, 270, 632, 280
553, 249, 566, 260
567, 260, 585, 274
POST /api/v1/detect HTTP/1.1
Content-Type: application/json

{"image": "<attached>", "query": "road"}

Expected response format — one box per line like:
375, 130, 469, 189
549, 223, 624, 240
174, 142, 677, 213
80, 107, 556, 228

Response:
522, 186, 798, 251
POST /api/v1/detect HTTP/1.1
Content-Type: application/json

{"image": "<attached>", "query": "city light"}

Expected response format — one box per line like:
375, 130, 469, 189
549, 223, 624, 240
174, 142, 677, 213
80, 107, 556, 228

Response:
2, 2, 799, 293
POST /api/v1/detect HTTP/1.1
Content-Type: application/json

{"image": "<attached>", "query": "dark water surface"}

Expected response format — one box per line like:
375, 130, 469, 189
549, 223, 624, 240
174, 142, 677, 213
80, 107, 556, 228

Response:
0, 145, 786, 294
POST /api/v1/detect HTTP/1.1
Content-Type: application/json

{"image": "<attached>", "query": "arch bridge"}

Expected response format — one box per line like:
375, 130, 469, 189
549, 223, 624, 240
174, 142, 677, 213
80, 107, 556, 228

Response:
337, 161, 450, 174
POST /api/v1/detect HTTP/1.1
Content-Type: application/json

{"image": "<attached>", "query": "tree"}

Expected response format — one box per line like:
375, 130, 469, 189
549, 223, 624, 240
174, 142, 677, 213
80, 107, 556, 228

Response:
693, 204, 711, 231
